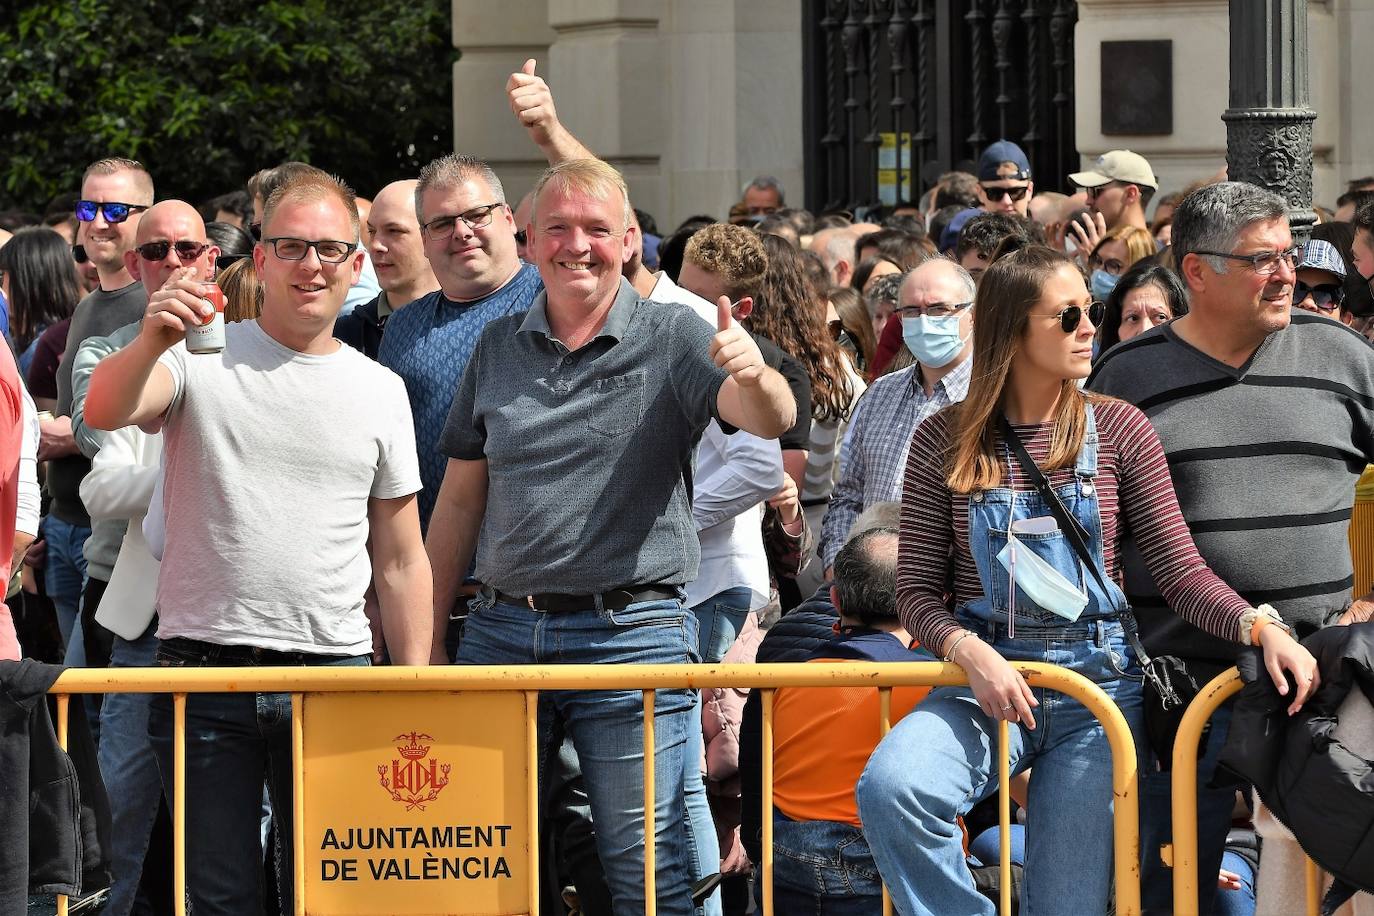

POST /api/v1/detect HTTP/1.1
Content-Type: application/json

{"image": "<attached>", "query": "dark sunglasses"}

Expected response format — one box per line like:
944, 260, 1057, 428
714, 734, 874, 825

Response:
982, 185, 1030, 203
1042, 300, 1106, 333
72, 244, 89, 264
136, 239, 209, 262
75, 200, 148, 223
1293, 281, 1345, 312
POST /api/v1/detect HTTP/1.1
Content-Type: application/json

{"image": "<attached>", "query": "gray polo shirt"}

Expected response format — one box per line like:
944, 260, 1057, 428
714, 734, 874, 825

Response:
440, 278, 729, 594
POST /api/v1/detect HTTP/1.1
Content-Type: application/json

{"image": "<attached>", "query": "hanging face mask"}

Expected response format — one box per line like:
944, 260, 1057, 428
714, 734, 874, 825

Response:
996, 518, 1090, 622
902, 314, 969, 368
1090, 268, 1120, 301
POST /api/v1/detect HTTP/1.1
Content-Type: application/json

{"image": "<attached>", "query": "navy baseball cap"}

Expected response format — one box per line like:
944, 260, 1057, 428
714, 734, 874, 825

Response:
940, 208, 982, 254
978, 140, 1032, 182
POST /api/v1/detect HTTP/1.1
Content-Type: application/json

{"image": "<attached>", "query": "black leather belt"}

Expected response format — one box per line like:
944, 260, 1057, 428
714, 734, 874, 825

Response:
494, 585, 678, 613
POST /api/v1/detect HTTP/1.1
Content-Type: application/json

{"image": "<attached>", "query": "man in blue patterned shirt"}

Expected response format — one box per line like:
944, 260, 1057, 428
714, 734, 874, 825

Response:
378, 154, 544, 532
817, 258, 975, 571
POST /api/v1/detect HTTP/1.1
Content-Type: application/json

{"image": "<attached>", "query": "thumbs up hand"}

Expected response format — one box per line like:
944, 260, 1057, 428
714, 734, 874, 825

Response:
709, 295, 766, 386
507, 58, 559, 147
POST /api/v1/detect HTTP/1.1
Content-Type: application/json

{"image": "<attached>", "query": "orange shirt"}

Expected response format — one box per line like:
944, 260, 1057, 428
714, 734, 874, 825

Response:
771, 658, 930, 827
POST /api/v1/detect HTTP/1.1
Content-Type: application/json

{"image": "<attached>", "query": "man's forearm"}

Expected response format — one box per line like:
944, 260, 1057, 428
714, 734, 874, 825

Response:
375, 551, 434, 665
539, 124, 594, 166
85, 335, 167, 431
425, 502, 482, 657
730, 368, 797, 440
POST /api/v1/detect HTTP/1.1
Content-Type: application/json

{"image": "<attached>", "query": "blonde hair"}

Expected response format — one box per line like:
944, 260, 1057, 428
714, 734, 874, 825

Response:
217, 258, 264, 323
262, 172, 360, 241
531, 159, 632, 229
1091, 224, 1155, 272
81, 157, 154, 202
684, 223, 769, 300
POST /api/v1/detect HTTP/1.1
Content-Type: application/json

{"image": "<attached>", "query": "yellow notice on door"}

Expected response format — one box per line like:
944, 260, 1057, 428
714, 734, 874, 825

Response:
301, 691, 531, 915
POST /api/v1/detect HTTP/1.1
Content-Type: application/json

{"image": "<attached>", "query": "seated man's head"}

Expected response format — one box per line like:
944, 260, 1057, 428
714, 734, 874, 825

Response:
832, 521, 900, 628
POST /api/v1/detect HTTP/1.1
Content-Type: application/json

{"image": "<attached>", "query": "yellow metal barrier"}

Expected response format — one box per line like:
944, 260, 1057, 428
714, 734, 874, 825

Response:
49, 660, 1141, 915
1168, 668, 1323, 916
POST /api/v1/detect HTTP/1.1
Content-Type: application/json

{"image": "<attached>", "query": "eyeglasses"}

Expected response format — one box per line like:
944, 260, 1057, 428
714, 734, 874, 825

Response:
262, 237, 358, 263
1036, 300, 1106, 333
981, 185, 1030, 203
420, 203, 504, 241
136, 239, 210, 262
1294, 280, 1345, 312
1193, 246, 1301, 276
75, 200, 148, 223
1088, 255, 1125, 275
897, 301, 973, 319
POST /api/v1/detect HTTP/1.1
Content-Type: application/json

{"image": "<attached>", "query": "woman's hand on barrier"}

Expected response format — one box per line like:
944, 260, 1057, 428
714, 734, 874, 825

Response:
958, 638, 1039, 730
1258, 625, 1319, 715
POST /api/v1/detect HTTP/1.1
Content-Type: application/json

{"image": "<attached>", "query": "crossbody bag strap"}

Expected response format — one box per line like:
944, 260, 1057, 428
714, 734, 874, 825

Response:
998, 416, 1178, 703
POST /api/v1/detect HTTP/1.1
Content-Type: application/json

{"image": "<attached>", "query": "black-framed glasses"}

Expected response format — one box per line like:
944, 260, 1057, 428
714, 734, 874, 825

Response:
420, 202, 504, 241
136, 239, 209, 262
982, 185, 1030, 203
75, 200, 148, 223
1193, 246, 1301, 276
1294, 280, 1345, 312
1037, 300, 1106, 333
897, 301, 973, 319
262, 237, 357, 263
1088, 254, 1125, 275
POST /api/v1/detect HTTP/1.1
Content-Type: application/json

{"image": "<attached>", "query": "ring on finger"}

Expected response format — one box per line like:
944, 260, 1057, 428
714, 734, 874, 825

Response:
1000, 704, 1015, 711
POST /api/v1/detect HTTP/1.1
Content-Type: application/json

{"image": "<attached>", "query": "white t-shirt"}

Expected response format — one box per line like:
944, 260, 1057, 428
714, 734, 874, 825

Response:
155, 320, 421, 655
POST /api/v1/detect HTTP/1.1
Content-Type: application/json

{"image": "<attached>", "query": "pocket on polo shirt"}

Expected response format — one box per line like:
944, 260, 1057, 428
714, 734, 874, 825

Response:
586, 372, 645, 436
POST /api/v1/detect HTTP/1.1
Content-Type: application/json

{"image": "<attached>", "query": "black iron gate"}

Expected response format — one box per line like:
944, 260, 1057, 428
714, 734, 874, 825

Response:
802, 0, 1079, 213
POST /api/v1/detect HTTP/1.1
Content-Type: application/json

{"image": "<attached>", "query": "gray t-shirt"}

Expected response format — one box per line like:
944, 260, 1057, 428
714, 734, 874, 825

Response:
440, 278, 728, 595
155, 320, 421, 655
1088, 311, 1374, 662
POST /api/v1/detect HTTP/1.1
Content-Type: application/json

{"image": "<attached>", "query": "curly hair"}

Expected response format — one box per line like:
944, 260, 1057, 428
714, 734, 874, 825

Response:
683, 223, 769, 299
751, 234, 857, 422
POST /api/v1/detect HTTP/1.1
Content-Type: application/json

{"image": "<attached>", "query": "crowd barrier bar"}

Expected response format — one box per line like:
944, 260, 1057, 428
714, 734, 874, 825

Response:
49, 661, 1141, 916
1167, 668, 1323, 916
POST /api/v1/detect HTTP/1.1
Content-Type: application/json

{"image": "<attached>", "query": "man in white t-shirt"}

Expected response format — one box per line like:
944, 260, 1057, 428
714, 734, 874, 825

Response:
86, 172, 432, 915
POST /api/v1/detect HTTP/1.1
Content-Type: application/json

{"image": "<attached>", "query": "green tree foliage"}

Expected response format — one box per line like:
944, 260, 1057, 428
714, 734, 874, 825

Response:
0, 0, 455, 212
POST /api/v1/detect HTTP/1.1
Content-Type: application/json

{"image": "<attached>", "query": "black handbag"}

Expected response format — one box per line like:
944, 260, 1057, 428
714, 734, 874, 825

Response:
998, 418, 1181, 709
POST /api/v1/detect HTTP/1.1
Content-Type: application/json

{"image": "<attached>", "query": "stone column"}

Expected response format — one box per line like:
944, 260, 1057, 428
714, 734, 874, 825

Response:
1222, 0, 1317, 239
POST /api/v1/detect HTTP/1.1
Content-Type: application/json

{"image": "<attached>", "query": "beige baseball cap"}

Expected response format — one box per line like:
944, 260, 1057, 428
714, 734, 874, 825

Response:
1070, 150, 1158, 190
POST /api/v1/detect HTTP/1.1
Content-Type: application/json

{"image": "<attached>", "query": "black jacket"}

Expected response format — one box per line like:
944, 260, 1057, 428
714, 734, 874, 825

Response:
0, 659, 111, 912
1217, 622, 1374, 896
333, 292, 388, 360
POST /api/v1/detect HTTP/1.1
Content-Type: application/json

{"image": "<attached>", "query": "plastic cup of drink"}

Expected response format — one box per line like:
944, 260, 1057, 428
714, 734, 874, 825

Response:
186, 283, 226, 354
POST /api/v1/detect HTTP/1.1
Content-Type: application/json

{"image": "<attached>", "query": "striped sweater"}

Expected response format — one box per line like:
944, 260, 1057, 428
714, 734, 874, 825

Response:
1088, 312, 1374, 662
897, 398, 1250, 655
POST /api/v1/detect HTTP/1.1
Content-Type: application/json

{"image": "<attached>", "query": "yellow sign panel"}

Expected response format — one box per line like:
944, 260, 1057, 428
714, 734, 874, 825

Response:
301, 692, 531, 915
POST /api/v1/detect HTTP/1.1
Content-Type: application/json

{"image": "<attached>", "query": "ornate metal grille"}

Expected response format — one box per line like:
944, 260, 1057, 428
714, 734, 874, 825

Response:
803, 0, 1079, 212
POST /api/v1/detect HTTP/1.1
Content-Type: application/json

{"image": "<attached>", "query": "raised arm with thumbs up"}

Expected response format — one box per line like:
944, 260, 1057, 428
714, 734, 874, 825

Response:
710, 295, 796, 438
507, 58, 594, 165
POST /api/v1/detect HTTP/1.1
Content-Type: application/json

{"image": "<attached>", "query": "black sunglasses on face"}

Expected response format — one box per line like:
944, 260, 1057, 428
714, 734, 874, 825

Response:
75, 200, 148, 223
1039, 300, 1106, 333
72, 245, 89, 264
1294, 281, 1345, 312
982, 185, 1030, 203
136, 240, 209, 262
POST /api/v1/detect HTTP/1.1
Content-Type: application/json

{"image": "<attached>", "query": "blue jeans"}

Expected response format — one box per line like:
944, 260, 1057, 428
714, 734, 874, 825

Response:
856, 621, 1145, 916
685, 586, 751, 916
44, 516, 89, 646
457, 590, 699, 916
1139, 703, 1237, 916
98, 621, 163, 916
967, 823, 1027, 869
148, 640, 369, 916
770, 815, 884, 915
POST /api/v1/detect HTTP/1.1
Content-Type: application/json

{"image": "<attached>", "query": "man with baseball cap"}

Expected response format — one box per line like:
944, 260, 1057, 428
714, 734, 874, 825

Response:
976, 139, 1033, 218
1071, 149, 1158, 231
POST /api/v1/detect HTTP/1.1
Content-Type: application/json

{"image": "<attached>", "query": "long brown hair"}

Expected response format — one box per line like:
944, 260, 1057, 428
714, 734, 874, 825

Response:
946, 245, 1105, 493
751, 234, 856, 421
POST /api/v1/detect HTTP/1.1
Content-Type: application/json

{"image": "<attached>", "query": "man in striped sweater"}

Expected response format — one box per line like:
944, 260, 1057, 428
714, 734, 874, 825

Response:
1089, 181, 1374, 914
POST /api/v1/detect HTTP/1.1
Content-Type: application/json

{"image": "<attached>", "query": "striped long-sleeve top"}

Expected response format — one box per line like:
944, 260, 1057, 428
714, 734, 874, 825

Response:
897, 397, 1250, 654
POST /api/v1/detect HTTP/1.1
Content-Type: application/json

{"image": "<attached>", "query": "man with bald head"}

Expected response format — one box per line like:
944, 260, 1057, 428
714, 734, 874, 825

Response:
45, 158, 154, 666
819, 258, 975, 572
67, 197, 216, 916
334, 179, 438, 359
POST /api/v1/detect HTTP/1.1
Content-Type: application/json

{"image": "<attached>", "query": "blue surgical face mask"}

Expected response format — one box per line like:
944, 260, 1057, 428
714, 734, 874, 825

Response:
1090, 268, 1120, 301
901, 314, 969, 368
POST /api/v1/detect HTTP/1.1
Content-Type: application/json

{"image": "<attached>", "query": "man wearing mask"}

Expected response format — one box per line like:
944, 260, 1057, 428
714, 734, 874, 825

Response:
818, 258, 975, 573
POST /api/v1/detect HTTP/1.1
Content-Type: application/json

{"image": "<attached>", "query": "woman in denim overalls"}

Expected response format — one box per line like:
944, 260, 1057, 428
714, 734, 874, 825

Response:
855, 248, 1317, 916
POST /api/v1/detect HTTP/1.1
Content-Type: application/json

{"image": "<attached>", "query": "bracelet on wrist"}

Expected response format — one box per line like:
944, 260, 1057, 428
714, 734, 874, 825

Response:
943, 630, 977, 664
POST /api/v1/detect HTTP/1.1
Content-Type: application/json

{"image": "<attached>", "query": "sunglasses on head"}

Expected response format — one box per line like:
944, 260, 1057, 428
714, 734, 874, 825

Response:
1043, 300, 1106, 333
1294, 280, 1345, 312
75, 200, 148, 223
136, 240, 209, 262
982, 185, 1030, 203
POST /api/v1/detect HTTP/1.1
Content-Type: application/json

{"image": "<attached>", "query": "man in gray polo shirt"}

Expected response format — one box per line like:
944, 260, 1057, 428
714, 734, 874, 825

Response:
426, 158, 794, 915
